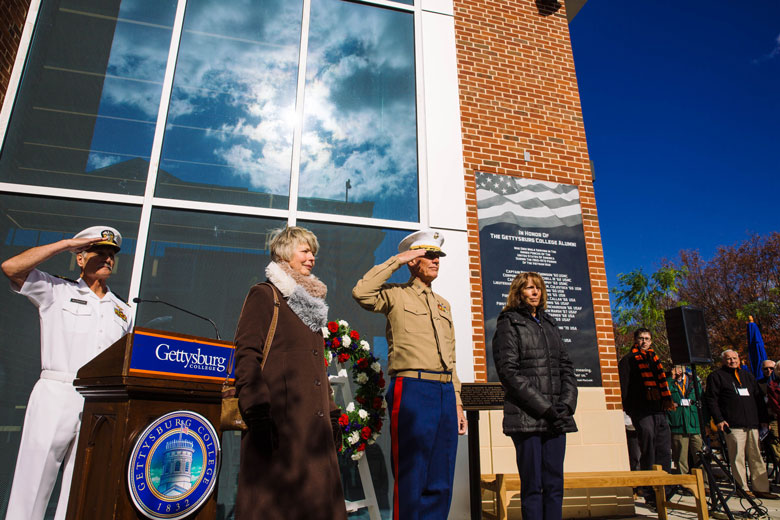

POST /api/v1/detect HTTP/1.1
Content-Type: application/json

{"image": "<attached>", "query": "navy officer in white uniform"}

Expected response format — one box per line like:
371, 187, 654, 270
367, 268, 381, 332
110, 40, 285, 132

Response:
1, 226, 133, 520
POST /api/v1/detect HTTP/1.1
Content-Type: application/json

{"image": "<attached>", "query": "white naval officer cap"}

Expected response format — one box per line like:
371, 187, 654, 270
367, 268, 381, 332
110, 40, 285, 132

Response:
73, 225, 122, 251
398, 229, 446, 257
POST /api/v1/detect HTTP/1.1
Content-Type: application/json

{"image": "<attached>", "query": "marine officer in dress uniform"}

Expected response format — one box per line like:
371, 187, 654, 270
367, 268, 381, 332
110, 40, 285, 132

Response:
1, 226, 133, 520
352, 229, 467, 520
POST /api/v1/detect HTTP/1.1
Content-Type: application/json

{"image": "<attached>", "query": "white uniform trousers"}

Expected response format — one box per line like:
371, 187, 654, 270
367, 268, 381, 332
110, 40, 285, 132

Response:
6, 375, 83, 520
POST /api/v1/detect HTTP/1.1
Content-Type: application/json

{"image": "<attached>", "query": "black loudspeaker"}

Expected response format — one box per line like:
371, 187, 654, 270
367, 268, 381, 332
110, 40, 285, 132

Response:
665, 306, 713, 364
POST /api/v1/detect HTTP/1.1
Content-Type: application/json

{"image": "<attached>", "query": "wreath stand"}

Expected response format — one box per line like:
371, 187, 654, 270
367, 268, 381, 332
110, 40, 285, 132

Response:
330, 365, 381, 520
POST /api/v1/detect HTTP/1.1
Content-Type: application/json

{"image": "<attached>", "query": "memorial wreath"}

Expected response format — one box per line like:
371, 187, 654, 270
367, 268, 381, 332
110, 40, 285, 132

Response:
323, 320, 387, 461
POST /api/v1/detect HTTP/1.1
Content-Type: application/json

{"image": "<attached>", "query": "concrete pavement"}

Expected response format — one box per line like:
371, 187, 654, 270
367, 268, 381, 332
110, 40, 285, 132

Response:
625, 492, 780, 519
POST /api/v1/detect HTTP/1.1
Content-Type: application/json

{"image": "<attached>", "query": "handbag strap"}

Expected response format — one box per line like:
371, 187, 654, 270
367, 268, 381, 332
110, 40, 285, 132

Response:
260, 284, 280, 371
225, 283, 281, 383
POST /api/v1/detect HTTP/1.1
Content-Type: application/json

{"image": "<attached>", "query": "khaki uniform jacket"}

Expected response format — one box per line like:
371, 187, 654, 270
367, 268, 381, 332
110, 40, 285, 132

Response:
352, 256, 461, 405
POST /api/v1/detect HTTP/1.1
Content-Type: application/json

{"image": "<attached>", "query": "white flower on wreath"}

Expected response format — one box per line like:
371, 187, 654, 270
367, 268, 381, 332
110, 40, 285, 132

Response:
342, 336, 351, 347
346, 402, 355, 412
370, 361, 381, 373
360, 340, 370, 351
372, 432, 380, 441
326, 350, 333, 363
382, 398, 388, 410
338, 319, 349, 328
356, 372, 368, 384
358, 409, 368, 420
321, 327, 329, 336
349, 431, 360, 445
351, 453, 362, 461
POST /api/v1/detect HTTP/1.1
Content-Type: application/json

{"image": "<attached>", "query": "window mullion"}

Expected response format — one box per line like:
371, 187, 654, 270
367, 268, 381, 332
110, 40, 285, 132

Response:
287, 0, 313, 227
127, 0, 189, 313
414, 1, 428, 227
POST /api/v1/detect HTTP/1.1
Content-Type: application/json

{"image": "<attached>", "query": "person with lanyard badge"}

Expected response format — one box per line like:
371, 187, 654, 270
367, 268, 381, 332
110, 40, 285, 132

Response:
704, 349, 779, 499
352, 229, 467, 520
666, 366, 703, 479
1, 226, 133, 520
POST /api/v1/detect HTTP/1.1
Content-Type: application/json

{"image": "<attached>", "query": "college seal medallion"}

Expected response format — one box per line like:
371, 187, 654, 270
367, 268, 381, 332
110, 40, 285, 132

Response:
127, 410, 221, 519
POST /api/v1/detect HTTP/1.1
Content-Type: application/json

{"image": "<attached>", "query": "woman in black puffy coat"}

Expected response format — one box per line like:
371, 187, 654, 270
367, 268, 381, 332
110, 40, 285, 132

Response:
492, 271, 578, 520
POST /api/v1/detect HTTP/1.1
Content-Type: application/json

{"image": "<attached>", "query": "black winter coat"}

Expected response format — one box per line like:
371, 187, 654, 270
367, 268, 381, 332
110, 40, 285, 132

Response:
492, 306, 578, 434
704, 366, 769, 429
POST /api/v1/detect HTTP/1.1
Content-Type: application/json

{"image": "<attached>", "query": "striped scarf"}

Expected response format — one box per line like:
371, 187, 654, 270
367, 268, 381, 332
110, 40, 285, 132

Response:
631, 345, 672, 402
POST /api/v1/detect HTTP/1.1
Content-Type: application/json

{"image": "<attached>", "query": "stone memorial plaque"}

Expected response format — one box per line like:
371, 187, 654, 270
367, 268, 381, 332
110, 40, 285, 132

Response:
476, 173, 601, 386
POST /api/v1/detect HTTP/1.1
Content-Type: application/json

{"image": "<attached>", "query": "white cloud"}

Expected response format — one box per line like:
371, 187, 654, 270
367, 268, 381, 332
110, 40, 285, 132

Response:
92, 0, 419, 209
87, 153, 123, 170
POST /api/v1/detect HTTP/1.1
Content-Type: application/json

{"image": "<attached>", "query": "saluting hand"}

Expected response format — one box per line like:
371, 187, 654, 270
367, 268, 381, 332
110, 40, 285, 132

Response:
66, 236, 104, 253
396, 249, 427, 264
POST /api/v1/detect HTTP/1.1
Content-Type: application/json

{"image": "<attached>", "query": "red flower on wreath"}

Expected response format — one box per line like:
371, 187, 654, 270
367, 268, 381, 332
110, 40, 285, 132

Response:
378, 376, 386, 388
361, 426, 372, 440
356, 396, 366, 405
349, 330, 360, 341
339, 413, 350, 426
338, 353, 350, 363
328, 321, 339, 333
376, 419, 383, 430
332, 337, 340, 348
373, 397, 383, 409
357, 443, 366, 452
357, 358, 368, 369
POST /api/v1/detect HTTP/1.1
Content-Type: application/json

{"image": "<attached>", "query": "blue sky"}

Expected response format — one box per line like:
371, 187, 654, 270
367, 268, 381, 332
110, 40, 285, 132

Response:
569, 3, 780, 292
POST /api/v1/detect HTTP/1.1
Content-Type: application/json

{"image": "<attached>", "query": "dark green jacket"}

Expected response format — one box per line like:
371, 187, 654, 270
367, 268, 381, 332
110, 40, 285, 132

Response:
666, 374, 701, 435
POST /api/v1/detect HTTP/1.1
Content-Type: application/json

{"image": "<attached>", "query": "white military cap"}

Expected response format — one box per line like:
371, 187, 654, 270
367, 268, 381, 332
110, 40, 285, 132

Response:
73, 225, 122, 251
398, 229, 446, 257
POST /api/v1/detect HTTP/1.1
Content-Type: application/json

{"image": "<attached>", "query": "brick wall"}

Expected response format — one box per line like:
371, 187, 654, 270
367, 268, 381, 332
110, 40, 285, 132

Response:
0, 0, 30, 107
453, 0, 621, 409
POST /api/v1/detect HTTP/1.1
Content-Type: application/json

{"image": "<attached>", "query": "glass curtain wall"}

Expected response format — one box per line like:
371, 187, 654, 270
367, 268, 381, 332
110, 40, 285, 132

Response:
0, 0, 420, 518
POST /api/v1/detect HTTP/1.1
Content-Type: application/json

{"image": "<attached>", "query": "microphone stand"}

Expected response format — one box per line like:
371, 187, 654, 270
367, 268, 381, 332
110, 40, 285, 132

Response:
133, 297, 221, 340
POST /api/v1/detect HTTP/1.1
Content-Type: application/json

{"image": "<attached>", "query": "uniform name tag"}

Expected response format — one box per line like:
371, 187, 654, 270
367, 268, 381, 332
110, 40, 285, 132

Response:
680, 399, 690, 406
738, 388, 750, 396
70, 298, 87, 305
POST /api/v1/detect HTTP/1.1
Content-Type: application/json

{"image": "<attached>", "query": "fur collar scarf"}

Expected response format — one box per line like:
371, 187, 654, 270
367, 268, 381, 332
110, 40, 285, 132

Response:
265, 261, 328, 332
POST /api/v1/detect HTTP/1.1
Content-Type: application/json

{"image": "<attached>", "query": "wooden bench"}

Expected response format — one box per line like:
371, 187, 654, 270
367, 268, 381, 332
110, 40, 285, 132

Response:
481, 465, 708, 520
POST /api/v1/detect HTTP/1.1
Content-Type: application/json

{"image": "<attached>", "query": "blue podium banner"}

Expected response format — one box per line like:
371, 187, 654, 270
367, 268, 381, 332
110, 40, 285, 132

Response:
130, 329, 235, 382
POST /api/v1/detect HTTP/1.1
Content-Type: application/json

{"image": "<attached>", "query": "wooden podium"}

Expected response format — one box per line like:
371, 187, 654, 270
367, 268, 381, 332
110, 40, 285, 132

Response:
65, 328, 233, 520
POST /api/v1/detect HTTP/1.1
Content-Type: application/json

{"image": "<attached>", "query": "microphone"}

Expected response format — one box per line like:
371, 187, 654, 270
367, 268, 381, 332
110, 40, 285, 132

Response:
133, 297, 221, 340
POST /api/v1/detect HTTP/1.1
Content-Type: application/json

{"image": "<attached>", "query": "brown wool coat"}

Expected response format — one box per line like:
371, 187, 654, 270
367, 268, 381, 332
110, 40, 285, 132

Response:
234, 282, 346, 520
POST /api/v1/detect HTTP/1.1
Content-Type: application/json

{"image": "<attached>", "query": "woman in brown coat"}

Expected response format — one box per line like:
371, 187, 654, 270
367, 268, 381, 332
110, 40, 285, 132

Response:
234, 226, 346, 520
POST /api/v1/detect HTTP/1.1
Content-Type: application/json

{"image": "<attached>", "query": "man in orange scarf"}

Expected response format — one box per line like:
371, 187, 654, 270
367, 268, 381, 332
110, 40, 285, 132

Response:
618, 328, 675, 507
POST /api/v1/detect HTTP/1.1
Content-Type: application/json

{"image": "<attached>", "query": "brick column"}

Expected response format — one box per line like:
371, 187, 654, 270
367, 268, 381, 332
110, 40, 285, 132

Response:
0, 0, 31, 107
453, 0, 620, 409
